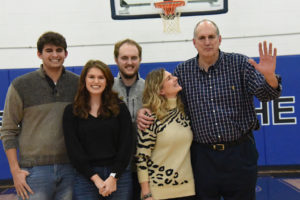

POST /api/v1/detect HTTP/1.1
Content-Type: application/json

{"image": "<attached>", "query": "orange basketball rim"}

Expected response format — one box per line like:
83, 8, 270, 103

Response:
154, 0, 185, 16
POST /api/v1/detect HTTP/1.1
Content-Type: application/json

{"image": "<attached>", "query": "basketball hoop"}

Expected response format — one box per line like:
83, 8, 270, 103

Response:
154, 0, 185, 33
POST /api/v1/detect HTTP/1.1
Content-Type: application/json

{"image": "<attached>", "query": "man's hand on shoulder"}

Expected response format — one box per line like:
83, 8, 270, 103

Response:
137, 108, 154, 130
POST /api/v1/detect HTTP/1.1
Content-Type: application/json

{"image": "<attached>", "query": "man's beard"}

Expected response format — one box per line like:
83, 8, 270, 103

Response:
120, 71, 138, 80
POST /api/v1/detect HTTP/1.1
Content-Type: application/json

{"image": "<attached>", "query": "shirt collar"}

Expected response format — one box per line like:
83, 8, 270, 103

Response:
196, 50, 224, 72
39, 64, 66, 89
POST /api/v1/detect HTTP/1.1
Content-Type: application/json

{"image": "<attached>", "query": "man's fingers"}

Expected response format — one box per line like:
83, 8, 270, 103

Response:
19, 193, 25, 200
16, 182, 33, 199
258, 42, 263, 57
141, 117, 154, 124
138, 119, 150, 130
23, 190, 29, 200
263, 41, 268, 55
268, 42, 273, 55
24, 183, 34, 195
137, 108, 154, 130
137, 124, 146, 130
273, 48, 277, 58
137, 116, 153, 130
248, 59, 257, 68
17, 187, 28, 200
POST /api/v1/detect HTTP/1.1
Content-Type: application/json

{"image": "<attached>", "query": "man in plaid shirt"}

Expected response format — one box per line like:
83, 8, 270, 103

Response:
138, 19, 281, 200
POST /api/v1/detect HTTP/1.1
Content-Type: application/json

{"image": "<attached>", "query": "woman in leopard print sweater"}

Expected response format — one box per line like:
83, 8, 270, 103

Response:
136, 68, 195, 200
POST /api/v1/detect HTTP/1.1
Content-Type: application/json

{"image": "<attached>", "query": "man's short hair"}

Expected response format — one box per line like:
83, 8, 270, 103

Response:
114, 39, 142, 59
193, 19, 220, 38
37, 31, 67, 53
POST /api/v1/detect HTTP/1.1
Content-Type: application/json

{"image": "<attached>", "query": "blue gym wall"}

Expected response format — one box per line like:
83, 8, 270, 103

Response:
0, 55, 299, 180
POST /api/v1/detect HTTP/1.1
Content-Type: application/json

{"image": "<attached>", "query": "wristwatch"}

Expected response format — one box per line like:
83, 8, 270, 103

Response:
109, 172, 117, 178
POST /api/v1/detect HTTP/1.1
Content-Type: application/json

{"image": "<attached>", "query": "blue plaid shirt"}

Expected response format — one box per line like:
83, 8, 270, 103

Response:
174, 51, 282, 144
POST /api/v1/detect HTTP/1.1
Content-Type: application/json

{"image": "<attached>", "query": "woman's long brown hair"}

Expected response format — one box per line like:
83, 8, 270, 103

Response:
73, 60, 120, 119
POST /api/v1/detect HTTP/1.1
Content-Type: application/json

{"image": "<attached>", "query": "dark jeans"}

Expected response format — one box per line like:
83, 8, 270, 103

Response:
73, 166, 132, 200
191, 136, 258, 200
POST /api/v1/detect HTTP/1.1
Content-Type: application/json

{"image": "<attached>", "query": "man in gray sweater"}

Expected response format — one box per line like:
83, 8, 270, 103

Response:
0, 32, 79, 200
113, 39, 145, 200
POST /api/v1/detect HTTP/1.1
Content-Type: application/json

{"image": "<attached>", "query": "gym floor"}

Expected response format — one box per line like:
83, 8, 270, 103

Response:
1, 170, 300, 200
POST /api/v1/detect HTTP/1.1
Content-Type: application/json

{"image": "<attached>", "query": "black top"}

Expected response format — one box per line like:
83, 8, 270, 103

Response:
63, 102, 133, 179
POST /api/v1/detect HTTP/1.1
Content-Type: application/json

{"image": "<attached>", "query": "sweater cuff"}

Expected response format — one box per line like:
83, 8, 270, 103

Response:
137, 168, 149, 183
111, 164, 124, 179
2, 138, 18, 150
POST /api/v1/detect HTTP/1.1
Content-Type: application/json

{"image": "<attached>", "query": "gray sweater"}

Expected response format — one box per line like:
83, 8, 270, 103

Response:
113, 73, 145, 123
113, 73, 145, 171
0, 67, 79, 167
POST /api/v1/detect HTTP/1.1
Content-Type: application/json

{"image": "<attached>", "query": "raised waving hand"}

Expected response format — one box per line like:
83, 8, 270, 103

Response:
249, 41, 278, 88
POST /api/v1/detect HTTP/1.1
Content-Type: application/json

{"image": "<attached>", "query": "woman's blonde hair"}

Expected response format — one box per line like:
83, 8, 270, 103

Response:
143, 68, 184, 120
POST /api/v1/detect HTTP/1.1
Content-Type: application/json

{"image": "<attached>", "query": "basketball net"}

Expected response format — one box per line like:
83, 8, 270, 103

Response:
154, 1, 185, 33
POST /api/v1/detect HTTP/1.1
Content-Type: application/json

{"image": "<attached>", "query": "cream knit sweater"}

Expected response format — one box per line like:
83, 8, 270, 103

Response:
136, 98, 195, 199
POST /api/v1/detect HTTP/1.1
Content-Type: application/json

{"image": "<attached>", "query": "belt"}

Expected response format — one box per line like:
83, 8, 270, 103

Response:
198, 132, 252, 151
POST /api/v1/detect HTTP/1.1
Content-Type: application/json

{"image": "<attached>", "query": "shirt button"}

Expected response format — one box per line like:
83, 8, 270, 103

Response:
215, 123, 218, 125
211, 98, 214, 101
213, 110, 215, 113
210, 86, 212, 89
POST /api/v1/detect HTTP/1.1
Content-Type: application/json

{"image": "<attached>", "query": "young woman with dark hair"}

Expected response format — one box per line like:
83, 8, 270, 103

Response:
63, 60, 134, 200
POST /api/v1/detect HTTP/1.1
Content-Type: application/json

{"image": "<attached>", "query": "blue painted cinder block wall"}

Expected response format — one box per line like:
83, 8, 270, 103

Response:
0, 55, 299, 180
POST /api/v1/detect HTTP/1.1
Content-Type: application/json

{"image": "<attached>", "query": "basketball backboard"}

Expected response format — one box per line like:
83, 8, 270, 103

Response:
111, 0, 228, 19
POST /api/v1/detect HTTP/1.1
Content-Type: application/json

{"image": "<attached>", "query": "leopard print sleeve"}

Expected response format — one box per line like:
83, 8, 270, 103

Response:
136, 114, 159, 183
